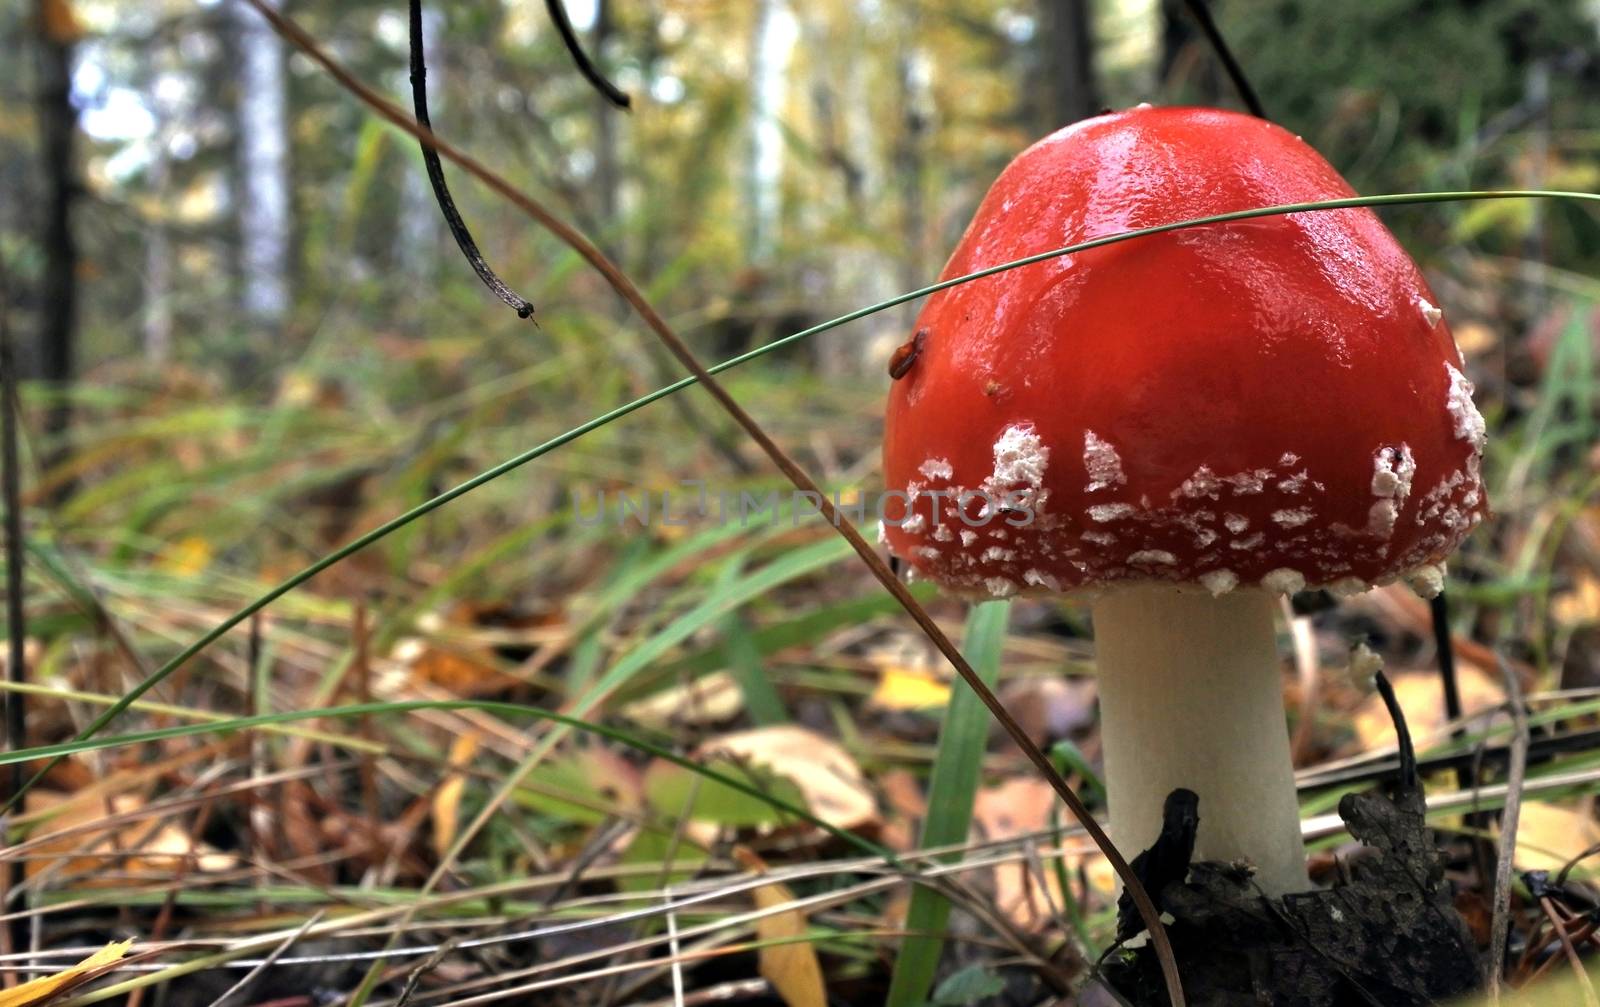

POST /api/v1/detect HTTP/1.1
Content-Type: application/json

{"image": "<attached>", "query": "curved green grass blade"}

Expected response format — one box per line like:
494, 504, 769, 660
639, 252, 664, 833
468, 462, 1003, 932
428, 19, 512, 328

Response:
14, 188, 1595, 813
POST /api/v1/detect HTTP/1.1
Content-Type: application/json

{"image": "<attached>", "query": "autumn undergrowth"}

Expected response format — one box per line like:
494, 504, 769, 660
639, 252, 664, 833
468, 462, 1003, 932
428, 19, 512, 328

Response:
4, 192, 1600, 1006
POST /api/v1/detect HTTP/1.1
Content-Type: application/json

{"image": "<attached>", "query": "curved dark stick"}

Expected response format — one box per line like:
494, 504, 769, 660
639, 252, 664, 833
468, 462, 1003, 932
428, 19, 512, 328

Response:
545, 0, 632, 110
1181, 0, 1266, 119
409, 0, 536, 319
1374, 670, 1418, 793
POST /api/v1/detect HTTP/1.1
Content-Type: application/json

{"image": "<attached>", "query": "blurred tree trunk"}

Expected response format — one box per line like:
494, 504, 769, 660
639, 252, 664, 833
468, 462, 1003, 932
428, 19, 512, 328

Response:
230, 0, 291, 357
591, 0, 622, 264
1159, 0, 1196, 83
1029, 0, 1099, 132
894, 44, 931, 333
745, 0, 793, 266
143, 117, 173, 365
35, 0, 79, 476
1156, 0, 1224, 105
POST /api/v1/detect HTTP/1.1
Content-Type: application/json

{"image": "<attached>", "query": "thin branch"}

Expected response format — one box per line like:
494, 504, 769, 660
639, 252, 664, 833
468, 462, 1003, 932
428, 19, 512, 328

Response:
1486, 655, 1530, 1000
408, 0, 535, 319
544, 0, 631, 109
1372, 670, 1417, 792
1180, 0, 1265, 119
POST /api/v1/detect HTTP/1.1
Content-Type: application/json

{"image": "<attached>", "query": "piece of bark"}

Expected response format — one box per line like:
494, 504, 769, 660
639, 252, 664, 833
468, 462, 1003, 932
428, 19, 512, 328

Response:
1105, 784, 1480, 1006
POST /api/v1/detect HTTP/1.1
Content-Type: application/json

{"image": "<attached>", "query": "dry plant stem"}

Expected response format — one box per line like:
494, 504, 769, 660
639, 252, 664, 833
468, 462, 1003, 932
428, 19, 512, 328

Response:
1486, 656, 1530, 1000
0, 268, 24, 979
237, 3, 1186, 1000
1093, 586, 1310, 896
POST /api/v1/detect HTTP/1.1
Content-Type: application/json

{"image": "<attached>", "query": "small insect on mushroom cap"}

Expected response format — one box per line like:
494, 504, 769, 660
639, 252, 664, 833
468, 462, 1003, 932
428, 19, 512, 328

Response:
880, 105, 1487, 601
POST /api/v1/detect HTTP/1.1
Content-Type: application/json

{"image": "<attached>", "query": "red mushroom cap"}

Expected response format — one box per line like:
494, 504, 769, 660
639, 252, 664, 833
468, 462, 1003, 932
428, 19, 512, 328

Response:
881, 106, 1487, 600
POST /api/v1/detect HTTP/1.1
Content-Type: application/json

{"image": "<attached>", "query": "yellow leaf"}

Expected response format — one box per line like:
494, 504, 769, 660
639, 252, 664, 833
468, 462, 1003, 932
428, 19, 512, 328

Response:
1553, 573, 1600, 628
1510, 800, 1600, 873
1350, 667, 1503, 751
869, 665, 951, 711
0, 939, 131, 1007
734, 848, 825, 1007
432, 732, 481, 859
157, 536, 212, 578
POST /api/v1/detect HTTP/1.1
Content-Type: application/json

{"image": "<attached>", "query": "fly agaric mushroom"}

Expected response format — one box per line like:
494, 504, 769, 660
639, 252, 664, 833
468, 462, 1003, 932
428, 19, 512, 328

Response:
881, 106, 1487, 895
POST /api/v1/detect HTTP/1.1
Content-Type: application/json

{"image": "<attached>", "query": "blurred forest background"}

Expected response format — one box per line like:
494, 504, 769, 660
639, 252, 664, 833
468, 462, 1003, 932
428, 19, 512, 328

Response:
4, 0, 1600, 1004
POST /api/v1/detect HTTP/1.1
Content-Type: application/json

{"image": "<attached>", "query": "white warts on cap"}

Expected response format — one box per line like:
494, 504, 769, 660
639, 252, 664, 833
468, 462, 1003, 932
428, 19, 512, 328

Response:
1083, 430, 1126, 492
1371, 445, 1416, 501
1273, 508, 1313, 528
960, 529, 978, 547
985, 577, 1018, 598
1406, 562, 1446, 599
1366, 500, 1400, 539
1328, 576, 1370, 599
1445, 363, 1487, 453
1199, 569, 1238, 596
1224, 513, 1250, 534
1088, 503, 1136, 522
1024, 568, 1061, 591
1128, 550, 1178, 566
1347, 641, 1384, 692
989, 424, 1049, 491
1261, 568, 1306, 595
919, 457, 954, 480
1418, 297, 1443, 328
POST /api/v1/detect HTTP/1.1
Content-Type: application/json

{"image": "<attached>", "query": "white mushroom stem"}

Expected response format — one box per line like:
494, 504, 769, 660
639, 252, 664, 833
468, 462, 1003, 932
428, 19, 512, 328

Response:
1091, 585, 1310, 896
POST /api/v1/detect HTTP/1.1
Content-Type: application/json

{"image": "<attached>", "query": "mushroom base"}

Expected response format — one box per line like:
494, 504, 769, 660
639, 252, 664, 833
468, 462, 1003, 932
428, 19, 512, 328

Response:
1092, 586, 1310, 895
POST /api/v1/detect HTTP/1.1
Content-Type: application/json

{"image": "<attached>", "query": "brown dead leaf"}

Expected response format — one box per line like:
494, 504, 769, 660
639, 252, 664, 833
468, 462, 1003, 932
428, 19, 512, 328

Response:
734, 847, 826, 1007
432, 732, 482, 859
23, 791, 234, 883
972, 778, 1071, 932
696, 725, 877, 833
0, 939, 131, 1007
392, 639, 522, 697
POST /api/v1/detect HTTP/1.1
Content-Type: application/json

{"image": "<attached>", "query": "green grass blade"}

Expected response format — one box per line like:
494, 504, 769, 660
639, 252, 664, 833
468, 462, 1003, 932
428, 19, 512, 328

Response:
886, 599, 1011, 1007
712, 556, 789, 725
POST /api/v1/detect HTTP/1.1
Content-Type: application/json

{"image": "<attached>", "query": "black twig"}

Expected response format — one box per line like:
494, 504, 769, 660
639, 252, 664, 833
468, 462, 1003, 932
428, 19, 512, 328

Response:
544, 0, 631, 110
1373, 669, 1418, 793
1431, 593, 1464, 725
1180, 0, 1265, 119
409, 0, 536, 319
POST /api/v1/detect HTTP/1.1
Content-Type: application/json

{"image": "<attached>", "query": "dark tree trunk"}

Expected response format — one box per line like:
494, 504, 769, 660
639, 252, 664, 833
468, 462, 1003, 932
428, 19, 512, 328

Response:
1159, 0, 1197, 82
1030, 0, 1099, 132
35, 0, 78, 480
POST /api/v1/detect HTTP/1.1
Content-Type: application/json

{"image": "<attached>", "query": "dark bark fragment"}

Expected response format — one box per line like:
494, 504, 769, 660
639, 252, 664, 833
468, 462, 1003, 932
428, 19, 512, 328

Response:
1105, 786, 1480, 1006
